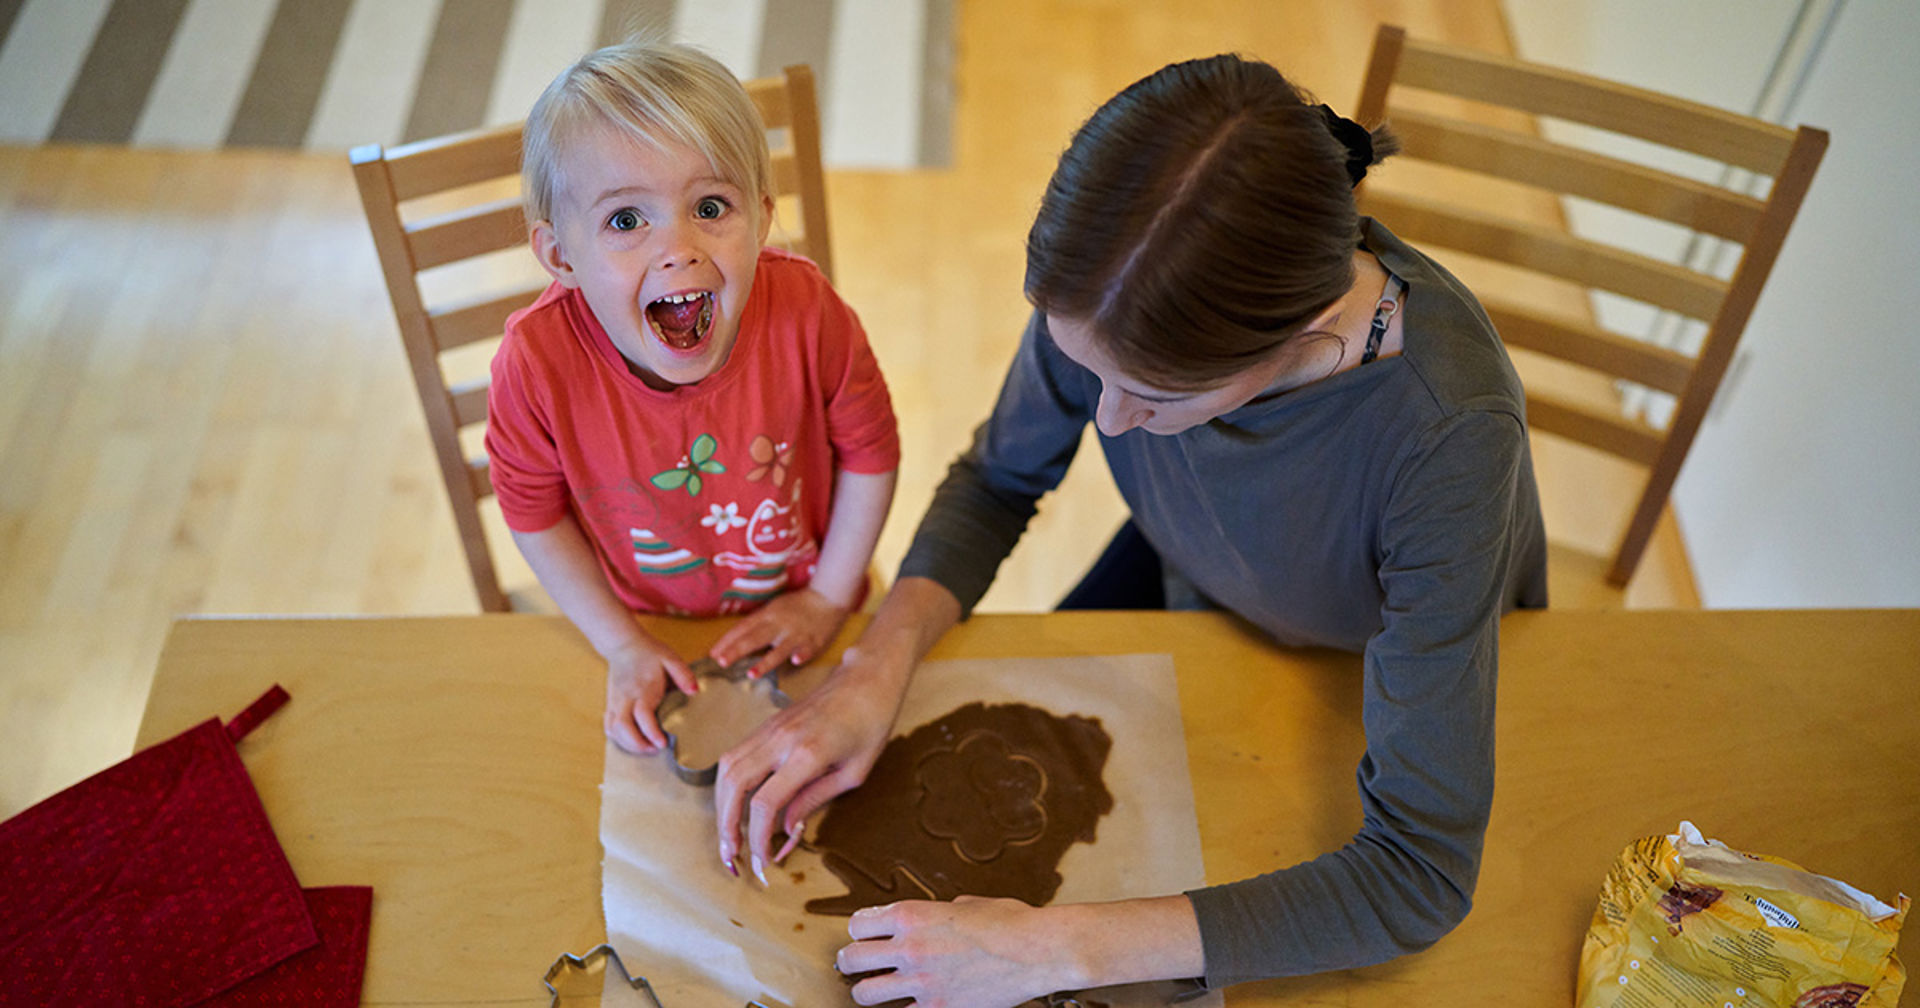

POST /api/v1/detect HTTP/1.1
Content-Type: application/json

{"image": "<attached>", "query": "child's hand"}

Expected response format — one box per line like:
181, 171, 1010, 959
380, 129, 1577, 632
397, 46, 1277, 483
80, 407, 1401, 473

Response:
710, 587, 851, 678
604, 640, 699, 755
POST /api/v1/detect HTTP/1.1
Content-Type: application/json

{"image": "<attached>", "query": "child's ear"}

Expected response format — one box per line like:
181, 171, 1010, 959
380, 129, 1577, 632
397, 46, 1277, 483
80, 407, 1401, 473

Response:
757, 194, 775, 245
530, 220, 580, 287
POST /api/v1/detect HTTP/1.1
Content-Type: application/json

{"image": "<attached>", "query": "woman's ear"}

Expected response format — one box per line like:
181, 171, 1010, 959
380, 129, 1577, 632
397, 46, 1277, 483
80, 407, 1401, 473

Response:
1303, 294, 1345, 335
530, 220, 579, 287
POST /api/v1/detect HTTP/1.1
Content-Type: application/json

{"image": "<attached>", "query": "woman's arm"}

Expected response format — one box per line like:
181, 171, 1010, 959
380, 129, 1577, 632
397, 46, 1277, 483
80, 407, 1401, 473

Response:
839, 894, 1204, 1007
511, 518, 697, 752
1188, 411, 1534, 983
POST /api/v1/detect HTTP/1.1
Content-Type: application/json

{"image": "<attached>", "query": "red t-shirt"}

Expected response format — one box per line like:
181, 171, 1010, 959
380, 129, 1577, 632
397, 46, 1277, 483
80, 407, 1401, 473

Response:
485, 248, 899, 615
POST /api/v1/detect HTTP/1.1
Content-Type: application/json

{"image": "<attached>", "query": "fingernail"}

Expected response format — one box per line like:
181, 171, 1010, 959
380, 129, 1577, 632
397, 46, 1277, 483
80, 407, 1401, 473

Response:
752, 854, 767, 887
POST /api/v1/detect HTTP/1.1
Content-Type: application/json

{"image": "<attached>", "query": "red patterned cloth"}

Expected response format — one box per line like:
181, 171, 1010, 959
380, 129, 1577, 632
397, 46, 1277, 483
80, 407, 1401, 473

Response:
204, 887, 372, 1007
0, 686, 370, 1007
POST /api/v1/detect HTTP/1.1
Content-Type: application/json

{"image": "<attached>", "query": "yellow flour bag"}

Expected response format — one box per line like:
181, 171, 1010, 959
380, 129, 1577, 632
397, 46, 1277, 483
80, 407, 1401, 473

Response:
1578, 822, 1907, 1008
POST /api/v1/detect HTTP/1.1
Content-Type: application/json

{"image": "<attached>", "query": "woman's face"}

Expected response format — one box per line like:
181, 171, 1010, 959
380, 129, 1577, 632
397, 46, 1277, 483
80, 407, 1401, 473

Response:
1045, 314, 1291, 436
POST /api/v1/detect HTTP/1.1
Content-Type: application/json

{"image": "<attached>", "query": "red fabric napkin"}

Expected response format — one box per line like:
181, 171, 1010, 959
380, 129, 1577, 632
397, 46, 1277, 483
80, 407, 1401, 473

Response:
202, 886, 372, 1007
0, 686, 370, 1008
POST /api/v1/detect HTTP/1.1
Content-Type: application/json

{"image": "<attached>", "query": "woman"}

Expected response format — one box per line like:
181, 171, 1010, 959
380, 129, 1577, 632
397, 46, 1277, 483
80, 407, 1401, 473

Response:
712, 53, 1548, 1005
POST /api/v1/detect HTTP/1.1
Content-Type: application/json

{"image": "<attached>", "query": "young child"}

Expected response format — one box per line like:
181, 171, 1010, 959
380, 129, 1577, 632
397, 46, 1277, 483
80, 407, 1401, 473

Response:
486, 37, 900, 756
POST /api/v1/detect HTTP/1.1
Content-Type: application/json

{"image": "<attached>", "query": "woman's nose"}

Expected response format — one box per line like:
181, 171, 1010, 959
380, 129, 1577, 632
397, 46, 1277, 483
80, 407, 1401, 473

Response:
1095, 385, 1149, 436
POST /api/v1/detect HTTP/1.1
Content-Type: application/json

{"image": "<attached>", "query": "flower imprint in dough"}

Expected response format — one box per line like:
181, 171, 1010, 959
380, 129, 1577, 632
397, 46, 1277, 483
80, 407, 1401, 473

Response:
915, 731, 1047, 862
804, 701, 1113, 915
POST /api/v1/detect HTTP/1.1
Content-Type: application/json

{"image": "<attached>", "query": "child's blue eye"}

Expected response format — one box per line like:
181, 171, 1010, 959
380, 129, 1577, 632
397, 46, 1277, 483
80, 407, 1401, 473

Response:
695, 197, 727, 220
608, 209, 642, 231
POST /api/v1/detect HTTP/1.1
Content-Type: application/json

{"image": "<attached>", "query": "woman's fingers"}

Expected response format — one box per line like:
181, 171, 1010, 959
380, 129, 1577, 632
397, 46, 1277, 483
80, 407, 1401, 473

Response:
713, 740, 770, 875
839, 907, 903, 1004
846, 903, 900, 941
714, 646, 906, 885
743, 750, 829, 882
776, 768, 853, 860
848, 971, 913, 1007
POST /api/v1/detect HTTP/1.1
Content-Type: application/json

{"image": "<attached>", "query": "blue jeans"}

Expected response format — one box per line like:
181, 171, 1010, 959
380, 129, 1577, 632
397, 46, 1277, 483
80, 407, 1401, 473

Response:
1056, 519, 1166, 610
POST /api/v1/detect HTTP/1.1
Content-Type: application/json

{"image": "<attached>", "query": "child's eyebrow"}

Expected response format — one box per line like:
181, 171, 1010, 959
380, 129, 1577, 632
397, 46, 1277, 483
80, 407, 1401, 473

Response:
586, 185, 654, 208
585, 176, 741, 209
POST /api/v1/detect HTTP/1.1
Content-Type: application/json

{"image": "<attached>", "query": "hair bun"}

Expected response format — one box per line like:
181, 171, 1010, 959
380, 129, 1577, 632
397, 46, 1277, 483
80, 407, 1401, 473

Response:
1316, 104, 1373, 186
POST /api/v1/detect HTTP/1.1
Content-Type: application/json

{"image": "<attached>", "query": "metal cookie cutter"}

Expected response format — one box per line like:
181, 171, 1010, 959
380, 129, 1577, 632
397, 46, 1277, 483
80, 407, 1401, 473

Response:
654, 650, 791, 786
543, 944, 661, 1007
543, 944, 783, 1008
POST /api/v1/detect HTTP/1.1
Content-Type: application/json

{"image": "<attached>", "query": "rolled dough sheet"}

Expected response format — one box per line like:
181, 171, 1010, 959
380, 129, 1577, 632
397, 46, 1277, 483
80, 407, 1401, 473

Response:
598, 652, 1220, 1007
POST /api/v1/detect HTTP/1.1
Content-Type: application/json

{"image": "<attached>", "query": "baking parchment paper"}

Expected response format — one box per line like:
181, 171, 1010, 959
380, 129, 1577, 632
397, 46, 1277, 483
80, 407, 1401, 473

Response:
599, 652, 1221, 1007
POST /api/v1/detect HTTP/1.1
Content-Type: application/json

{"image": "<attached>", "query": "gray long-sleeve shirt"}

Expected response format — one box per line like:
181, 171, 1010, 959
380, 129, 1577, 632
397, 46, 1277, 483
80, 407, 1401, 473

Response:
898, 220, 1549, 984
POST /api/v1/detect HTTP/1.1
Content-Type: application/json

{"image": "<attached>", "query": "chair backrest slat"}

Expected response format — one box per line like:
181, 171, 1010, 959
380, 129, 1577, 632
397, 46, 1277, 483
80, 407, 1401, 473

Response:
383, 125, 523, 202
406, 200, 528, 271
1391, 110, 1768, 241
1526, 396, 1664, 465
448, 378, 491, 429
1483, 300, 1694, 395
1353, 24, 1826, 587
427, 285, 547, 353
1363, 190, 1730, 319
1394, 35, 1797, 172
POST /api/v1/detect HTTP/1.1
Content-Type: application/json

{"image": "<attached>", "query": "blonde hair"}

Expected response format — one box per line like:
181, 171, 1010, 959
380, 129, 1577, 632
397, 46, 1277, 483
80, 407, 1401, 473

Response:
522, 36, 772, 227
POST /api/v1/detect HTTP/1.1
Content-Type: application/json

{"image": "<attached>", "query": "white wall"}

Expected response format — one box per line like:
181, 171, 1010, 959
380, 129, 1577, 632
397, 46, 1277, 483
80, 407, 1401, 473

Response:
1502, 0, 1920, 607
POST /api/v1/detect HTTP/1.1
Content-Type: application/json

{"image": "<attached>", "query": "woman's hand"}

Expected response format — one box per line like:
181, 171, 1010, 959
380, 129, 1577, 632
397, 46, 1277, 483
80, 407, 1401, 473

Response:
713, 576, 962, 882
604, 639, 699, 755
838, 896, 1074, 1008
837, 894, 1205, 1008
712, 640, 910, 881
710, 586, 851, 677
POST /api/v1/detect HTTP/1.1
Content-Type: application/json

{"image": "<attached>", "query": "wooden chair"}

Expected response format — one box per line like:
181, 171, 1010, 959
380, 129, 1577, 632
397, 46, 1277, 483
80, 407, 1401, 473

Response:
1353, 25, 1826, 592
351, 65, 834, 612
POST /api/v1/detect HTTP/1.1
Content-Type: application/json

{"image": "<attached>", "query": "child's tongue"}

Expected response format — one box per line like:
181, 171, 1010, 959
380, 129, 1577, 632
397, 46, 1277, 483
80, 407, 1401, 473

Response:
647, 295, 708, 350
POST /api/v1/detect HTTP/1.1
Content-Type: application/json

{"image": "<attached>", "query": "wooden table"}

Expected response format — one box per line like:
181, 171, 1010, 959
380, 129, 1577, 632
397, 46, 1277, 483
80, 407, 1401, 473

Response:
137, 610, 1920, 1005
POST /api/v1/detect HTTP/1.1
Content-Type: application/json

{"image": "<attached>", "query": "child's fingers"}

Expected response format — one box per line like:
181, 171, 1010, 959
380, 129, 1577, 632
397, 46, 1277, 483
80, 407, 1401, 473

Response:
662, 655, 700, 696
605, 704, 654, 755
633, 702, 671, 750
750, 638, 796, 678
711, 618, 774, 668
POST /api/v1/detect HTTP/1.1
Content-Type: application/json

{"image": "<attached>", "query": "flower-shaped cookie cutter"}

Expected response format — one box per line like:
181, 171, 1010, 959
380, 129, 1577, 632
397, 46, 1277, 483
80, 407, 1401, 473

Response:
655, 651, 791, 786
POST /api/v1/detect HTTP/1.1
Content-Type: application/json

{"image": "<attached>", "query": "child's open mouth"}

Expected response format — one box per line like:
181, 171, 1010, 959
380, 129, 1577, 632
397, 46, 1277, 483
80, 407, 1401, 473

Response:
645, 291, 714, 352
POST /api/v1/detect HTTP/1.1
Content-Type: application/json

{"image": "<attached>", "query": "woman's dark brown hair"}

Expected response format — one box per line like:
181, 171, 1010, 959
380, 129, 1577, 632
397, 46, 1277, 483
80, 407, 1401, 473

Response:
1025, 54, 1397, 390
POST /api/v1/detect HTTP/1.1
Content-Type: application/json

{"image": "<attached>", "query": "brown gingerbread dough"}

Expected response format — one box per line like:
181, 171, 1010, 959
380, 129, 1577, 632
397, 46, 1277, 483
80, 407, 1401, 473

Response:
806, 701, 1113, 915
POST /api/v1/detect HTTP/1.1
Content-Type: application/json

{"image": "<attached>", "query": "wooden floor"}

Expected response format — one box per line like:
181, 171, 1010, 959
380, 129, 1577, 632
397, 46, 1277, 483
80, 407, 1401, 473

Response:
0, 0, 1692, 819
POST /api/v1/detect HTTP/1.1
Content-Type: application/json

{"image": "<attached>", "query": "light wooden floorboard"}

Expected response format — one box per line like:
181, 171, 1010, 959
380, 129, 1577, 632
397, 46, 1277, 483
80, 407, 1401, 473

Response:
0, 0, 1691, 818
